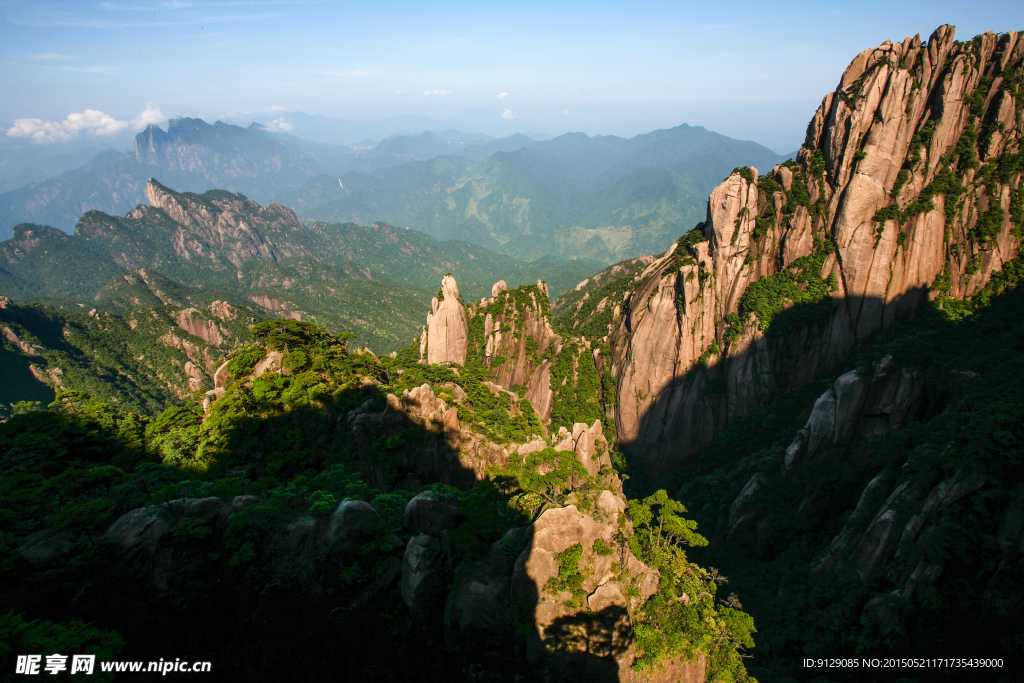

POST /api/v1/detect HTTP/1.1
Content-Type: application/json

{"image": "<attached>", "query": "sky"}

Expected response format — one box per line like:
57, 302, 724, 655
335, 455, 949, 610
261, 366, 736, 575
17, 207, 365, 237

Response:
2, 0, 1023, 153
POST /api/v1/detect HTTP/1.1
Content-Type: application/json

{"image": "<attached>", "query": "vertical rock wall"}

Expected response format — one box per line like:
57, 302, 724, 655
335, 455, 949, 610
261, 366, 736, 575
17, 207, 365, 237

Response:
608, 26, 1023, 477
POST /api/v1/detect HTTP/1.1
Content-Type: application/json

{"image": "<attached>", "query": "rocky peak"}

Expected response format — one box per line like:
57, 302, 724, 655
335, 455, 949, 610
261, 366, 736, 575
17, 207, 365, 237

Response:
132, 124, 172, 164
604, 25, 1022, 478
422, 274, 469, 366
468, 280, 559, 420
138, 178, 309, 268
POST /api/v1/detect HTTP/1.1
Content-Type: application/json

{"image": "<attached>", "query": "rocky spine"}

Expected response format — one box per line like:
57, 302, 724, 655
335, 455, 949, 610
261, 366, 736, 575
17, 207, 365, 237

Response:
607, 26, 1022, 476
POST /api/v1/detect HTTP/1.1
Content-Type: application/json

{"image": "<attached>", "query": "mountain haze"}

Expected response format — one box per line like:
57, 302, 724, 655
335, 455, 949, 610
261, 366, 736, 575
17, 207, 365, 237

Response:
0, 119, 784, 264
286, 124, 788, 262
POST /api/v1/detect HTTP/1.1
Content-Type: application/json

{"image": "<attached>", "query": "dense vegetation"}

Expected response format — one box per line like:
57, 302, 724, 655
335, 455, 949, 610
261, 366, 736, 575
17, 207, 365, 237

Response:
0, 298, 258, 418
627, 490, 756, 681
1, 299, 762, 680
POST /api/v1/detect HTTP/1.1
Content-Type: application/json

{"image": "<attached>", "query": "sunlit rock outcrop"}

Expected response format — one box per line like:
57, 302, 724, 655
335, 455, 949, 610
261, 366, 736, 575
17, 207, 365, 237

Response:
423, 274, 469, 366
606, 26, 1022, 477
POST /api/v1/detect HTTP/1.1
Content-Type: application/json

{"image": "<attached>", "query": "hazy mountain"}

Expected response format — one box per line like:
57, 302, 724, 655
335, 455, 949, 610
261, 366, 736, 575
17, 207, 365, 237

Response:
0, 118, 783, 265
246, 109, 556, 145
288, 123, 788, 262
0, 119, 546, 240
0, 139, 116, 193
0, 119, 335, 237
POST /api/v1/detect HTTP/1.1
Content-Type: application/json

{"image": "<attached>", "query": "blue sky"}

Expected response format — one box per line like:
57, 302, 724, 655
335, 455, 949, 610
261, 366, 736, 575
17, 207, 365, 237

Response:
2, 0, 1022, 152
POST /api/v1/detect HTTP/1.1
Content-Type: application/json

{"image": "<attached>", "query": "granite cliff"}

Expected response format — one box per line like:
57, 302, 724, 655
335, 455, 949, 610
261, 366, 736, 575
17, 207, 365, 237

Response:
596, 26, 1022, 477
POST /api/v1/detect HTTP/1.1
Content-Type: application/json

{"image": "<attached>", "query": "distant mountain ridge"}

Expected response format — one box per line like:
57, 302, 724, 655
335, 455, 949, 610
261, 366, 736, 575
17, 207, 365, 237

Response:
0, 118, 785, 263
286, 123, 788, 262
0, 179, 600, 351
0, 118, 543, 237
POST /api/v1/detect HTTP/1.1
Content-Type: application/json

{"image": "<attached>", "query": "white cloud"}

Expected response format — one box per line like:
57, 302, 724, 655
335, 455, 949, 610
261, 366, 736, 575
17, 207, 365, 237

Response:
131, 103, 167, 129
264, 116, 293, 132
497, 92, 508, 100
562, 110, 570, 115
6, 104, 166, 144
501, 109, 517, 120
265, 104, 287, 112
423, 89, 450, 97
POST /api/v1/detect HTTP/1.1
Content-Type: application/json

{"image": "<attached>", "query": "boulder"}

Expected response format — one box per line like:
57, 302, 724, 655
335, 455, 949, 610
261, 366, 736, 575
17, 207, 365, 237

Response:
400, 533, 451, 621
321, 500, 384, 555
404, 491, 462, 537
18, 530, 77, 568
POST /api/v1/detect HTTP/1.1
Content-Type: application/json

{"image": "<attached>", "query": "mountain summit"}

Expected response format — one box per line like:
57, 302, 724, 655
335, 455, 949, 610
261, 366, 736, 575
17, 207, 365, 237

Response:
594, 25, 1022, 474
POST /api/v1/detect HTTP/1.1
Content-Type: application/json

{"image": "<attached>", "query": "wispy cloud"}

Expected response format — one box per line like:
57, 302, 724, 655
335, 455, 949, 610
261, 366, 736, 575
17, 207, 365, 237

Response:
321, 69, 380, 78
51, 65, 117, 74
501, 109, 516, 120
263, 116, 292, 132
25, 53, 77, 61
423, 90, 450, 97
6, 104, 166, 144
497, 92, 508, 100
265, 105, 287, 112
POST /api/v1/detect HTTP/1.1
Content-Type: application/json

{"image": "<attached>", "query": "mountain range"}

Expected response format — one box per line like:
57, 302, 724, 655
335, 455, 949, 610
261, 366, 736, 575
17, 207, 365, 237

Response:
0, 178, 603, 354
0, 118, 787, 263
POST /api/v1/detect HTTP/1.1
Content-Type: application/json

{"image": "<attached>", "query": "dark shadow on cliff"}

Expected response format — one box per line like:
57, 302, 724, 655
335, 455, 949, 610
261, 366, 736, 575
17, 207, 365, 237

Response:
619, 288, 932, 496
619, 280, 1024, 682
541, 606, 632, 682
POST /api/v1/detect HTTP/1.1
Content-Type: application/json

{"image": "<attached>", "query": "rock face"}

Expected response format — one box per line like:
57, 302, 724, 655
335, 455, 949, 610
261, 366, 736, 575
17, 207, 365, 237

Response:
95, 495, 396, 613
404, 490, 462, 537
400, 533, 451, 622
420, 277, 562, 423
445, 493, 704, 682
552, 420, 613, 481
423, 275, 469, 366
609, 26, 1022, 478
400, 492, 463, 622
469, 281, 560, 421
714, 349, 1018, 644
726, 355, 932, 555
139, 179, 309, 268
